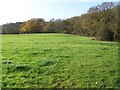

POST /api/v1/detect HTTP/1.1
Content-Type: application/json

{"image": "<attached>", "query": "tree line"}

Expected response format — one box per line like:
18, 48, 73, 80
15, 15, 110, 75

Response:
1, 2, 119, 41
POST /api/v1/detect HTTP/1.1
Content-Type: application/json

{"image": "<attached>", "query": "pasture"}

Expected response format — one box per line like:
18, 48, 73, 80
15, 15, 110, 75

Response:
1, 34, 119, 88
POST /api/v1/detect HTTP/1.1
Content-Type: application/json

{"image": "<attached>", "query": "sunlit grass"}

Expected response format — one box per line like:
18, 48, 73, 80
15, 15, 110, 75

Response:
2, 33, 118, 88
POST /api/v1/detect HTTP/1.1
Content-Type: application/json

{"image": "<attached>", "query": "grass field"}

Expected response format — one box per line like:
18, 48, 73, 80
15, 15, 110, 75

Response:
1, 33, 119, 88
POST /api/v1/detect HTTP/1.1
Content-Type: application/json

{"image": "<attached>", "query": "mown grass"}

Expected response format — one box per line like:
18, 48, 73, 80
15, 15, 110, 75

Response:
1, 33, 119, 88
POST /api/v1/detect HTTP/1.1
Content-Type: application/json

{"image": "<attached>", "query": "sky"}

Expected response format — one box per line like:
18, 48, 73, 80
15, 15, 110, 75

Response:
0, 0, 119, 25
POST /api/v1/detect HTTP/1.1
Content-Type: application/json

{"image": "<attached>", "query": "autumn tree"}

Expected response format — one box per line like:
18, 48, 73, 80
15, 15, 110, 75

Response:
20, 18, 45, 33
88, 2, 117, 13
43, 18, 55, 33
2, 22, 22, 34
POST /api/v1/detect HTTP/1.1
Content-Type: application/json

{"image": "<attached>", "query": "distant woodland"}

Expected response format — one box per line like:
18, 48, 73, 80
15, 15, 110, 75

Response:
1, 2, 120, 41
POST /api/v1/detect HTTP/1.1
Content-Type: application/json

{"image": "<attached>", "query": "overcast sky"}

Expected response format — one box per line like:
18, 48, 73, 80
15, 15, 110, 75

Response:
0, 0, 119, 25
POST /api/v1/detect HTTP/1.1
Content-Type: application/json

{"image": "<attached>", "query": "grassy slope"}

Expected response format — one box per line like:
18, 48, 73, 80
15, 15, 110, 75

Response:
2, 34, 118, 88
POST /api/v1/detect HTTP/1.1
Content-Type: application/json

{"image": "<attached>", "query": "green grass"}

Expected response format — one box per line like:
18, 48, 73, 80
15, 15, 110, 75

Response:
2, 33, 119, 88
